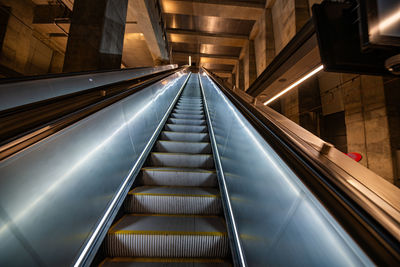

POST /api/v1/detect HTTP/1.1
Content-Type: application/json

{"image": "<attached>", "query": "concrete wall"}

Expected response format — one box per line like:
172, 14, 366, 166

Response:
343, 75, 394, 183
272, 0, 296, 54
0, 0, 64, 76
248, 0, 398, 184
384, 77, 400, 185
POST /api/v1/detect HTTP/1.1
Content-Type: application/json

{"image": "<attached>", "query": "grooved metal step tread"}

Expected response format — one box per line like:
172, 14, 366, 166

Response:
175, 105, 203, 111
129, 186, 219, 197
155, 140, 211, 154
125, 186, 222, 214
100, 257, 231, 267
165, 124, 207, 133
168, 118, 206, 125
175, 105, 203, 112
106, 215, 228, 257
171, 113, 205, 120
172, 109, 204, 115
149, 152, 214, 169
160, 131, 209, 142
109, 214, 226, 235
175, 105, 203, 108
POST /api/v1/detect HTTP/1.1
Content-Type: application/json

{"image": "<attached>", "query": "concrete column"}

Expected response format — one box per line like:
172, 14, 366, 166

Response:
343, 74, 395, 183
383, 77, 400, 185
63, 0, 128, 72
239, 59, 244, 90
265, 8, 275, 67
244, 40, 257, 90
295, 0, 310, 31
298, 78, 321, 136
281, 88, 300, 124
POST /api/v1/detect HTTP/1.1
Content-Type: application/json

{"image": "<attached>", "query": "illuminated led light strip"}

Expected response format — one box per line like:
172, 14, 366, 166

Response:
198, 76, 246, 267
263, 65, 324, 106
370, 8, 400, 36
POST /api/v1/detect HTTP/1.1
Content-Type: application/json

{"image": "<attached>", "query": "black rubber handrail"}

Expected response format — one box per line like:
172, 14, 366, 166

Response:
203, 67, 400, 266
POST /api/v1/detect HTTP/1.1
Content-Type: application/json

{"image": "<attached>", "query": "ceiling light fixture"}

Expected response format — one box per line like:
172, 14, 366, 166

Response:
263, 64, 324, 105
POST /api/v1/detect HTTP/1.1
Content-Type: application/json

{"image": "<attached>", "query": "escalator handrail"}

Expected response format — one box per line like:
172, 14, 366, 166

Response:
201, 67, 400, 265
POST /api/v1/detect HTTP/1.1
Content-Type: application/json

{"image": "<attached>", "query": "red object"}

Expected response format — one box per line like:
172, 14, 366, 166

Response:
346, 152, 362, 162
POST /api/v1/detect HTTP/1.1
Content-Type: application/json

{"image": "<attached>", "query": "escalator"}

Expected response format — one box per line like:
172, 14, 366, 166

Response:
0, 67, 400, 266
100, 74, 230, 266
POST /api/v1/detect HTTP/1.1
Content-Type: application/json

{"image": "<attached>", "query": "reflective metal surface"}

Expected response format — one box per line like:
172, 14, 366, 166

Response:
0, 70, 188, 266
0, 64, 177, 112
199, 71, 373, 266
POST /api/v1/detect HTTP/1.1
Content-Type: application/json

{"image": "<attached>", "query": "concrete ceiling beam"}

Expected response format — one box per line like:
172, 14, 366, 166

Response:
168, 33, 246, 47
199, 57, 237, 66
173, 51, 238, 59
167, 28, 248, 39
161, 0, 263, 20
129, 0, 169, 61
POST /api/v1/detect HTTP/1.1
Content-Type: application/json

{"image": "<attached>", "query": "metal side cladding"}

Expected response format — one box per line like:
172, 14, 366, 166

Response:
0, 70, 188, 266
198, 70, 373, 266
100, 74, 230, 266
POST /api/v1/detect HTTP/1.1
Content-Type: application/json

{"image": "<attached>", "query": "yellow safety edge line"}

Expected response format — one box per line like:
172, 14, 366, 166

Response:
165, 123, 207, 127
162, 130, 208, 135
141, 167, 216, 173
131, 185, 216, 189
151, 152, 212, 156
126, 213, 222, 218
107, 215, 127, 233
106, 257, 229, 263
109, 230, 227, 236
128, 192, 220, 198
157, 140, 210, 144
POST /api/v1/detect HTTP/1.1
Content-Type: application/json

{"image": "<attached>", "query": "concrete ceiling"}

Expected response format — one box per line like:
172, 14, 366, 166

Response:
161, 0, 266, 75
30, 0, 268, 73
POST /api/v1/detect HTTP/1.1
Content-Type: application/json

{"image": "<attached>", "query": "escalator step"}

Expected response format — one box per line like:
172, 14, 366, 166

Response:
168, 118, 206, 125
164, 124, 207, 133
170, 113, 205, 120
106, 214, 228, 258
149, 152, 214, 169
155, 140, 211, 154
100, 257, 231, 267
172, 109, 204, 115
160, 131, 209, 142
125, 186, 221, 214
139, 167, 217, 187
175, 105, 203, 112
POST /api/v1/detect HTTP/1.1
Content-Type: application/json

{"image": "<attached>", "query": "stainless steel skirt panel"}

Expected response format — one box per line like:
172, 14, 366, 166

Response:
199, 71, 373, 266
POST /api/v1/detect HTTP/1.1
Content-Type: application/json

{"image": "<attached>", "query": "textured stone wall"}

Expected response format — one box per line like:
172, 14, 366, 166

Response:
343, 75, 394, 183
0, 0, 63, 76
